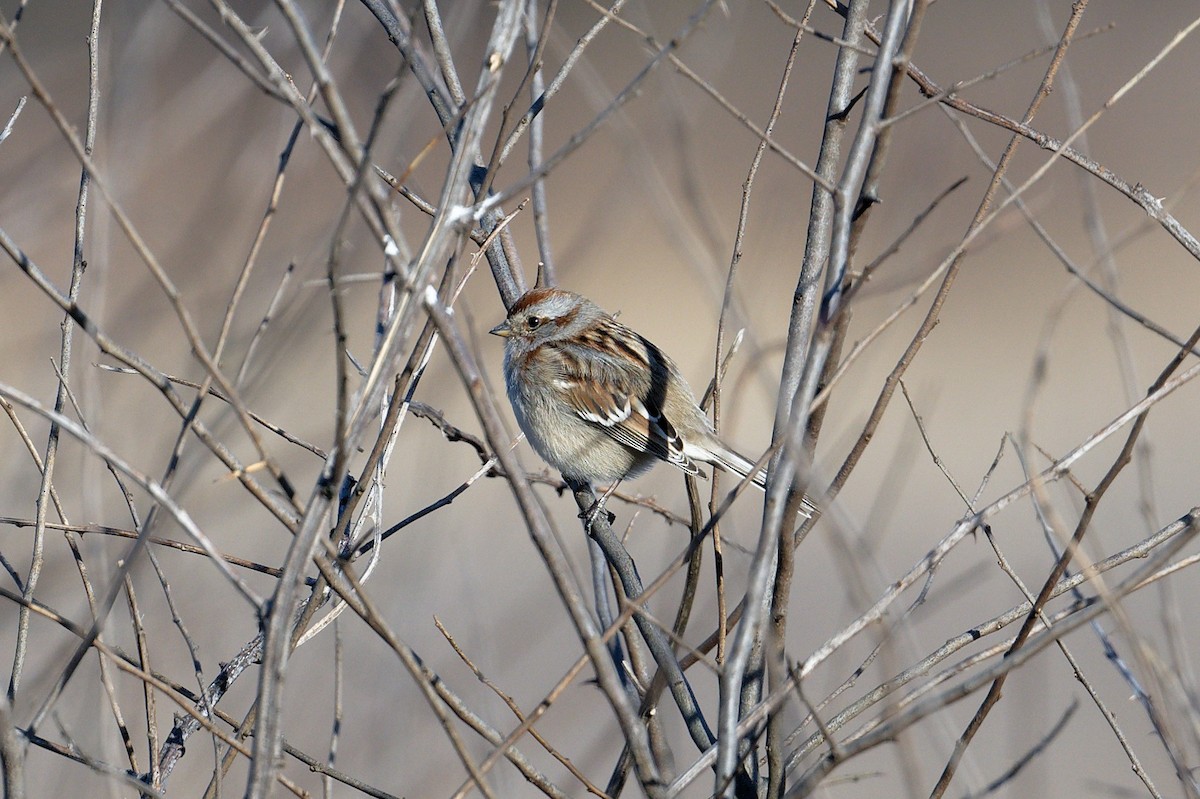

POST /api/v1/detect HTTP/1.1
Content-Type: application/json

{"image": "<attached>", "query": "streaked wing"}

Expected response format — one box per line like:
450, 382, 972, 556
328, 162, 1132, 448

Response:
559, 375, 700, 476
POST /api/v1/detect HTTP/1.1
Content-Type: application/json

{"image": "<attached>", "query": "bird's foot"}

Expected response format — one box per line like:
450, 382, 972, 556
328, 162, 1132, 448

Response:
578, 499, 616, 529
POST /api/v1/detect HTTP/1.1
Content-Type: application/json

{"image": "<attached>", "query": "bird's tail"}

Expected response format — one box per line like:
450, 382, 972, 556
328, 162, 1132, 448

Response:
700, 440, 817, 517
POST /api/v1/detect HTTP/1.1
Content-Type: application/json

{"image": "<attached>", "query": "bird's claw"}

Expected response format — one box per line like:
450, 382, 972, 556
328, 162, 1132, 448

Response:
579, 500, 615, 529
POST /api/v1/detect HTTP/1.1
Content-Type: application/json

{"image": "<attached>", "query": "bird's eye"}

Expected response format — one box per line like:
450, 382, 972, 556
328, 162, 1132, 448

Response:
526, 316, 542, 329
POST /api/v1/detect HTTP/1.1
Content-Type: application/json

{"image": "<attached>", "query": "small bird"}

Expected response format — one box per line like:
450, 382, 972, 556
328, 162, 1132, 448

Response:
490, 283, 810, 515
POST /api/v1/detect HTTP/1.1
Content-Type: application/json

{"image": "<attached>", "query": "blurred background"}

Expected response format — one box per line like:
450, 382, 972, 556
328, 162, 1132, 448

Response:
1, 1, 1199, 796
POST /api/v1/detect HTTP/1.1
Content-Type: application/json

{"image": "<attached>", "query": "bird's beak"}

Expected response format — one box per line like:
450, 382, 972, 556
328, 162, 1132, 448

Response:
488, 320, 511, 338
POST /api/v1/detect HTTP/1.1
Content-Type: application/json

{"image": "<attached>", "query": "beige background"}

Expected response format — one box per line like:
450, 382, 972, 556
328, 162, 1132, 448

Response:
1, 1, 1198, 796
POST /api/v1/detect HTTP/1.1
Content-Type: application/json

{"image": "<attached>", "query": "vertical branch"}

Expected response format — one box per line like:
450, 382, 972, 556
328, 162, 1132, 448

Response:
714, 0, 879, 792
246, 3, 525, 795
323, 620, 344, 799
525, 0, 557, 278
703, 4, 817, 795
7, 0, 104, 703
0, 693, 21, 799
766, 0, 870, 458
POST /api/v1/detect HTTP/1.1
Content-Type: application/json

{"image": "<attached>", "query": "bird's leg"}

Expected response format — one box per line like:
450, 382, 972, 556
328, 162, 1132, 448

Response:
579, 479, 621, 529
